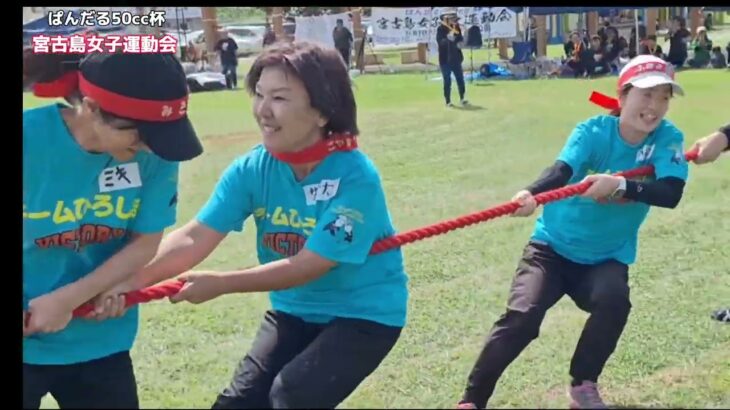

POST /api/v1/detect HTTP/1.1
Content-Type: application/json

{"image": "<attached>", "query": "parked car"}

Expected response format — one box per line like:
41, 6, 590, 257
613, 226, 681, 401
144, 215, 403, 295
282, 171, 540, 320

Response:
224, 25, 266, 55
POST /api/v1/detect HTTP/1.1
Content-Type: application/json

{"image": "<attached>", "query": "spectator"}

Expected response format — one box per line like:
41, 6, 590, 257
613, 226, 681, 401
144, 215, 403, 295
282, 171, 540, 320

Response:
563, 32, 576, 59
263, 23, 276, 46
705, 13, 713, 31
640, 35, 665, 59
664, 16, 691, 68
529, 16, 538, 57
332, 19, 353, 68
600, 27, 623, 73
710, 47, 727, 69
726, 42, 730, 65
588, 34, 611, 77
436, 8, 468, 107
597, 21, 611, 43
564, 32, 588, 77
214, 30, 239, 90
688, 26, 712, 68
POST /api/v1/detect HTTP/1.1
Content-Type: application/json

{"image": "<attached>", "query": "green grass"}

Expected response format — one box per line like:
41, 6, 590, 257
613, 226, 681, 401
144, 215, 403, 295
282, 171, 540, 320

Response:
25, 68, 730, 409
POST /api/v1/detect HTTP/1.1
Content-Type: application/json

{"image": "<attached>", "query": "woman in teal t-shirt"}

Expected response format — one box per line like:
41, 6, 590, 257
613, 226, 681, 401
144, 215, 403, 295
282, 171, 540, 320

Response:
23, 50, 202, 409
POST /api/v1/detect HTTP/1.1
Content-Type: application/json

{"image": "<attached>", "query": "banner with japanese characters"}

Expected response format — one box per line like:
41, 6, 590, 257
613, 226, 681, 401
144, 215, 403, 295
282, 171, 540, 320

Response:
371, 7, 431, 45
371, 7, 517, 46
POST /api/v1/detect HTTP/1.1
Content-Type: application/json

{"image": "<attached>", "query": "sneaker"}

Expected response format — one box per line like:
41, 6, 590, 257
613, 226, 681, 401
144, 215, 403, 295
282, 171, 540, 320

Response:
461, 99, 469, 106
712, 307, 730, 322
446, 102, 454, 107
568, 381, 607, 409
456, 401, 478, 409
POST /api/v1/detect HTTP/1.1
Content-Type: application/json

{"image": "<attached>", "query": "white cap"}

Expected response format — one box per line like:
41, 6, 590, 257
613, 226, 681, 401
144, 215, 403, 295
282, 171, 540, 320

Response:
618, 55, 684, 96
440, 7, 458, 17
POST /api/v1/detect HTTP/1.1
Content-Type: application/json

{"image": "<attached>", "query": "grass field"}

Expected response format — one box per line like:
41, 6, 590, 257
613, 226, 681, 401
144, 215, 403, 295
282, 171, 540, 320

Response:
24, 66, 730, 408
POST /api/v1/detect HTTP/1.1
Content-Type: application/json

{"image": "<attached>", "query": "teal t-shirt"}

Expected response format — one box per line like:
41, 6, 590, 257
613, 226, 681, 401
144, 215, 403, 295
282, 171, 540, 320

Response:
532, 115, 689, 265
23, 104, 179, 365
197, 144, 409, 327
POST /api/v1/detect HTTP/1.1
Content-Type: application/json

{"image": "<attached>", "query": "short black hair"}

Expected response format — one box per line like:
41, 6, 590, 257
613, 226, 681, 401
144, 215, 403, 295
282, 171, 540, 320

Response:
246, 41, 358, 136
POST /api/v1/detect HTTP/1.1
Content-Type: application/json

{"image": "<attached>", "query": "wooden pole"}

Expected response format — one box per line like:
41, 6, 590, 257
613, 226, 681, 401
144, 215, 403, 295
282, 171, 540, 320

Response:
273, 7, 284, 40
690, 7, 701, 37
536, 15, 547, 57
646, 8, 658, 37
498, 39, 508, 60
351, 8, 365, 71
586, 11, 598, 36
201, 7, 218, 70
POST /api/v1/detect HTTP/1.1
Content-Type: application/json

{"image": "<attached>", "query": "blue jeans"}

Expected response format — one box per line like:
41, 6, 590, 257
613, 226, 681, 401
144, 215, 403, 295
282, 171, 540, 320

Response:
222, 63, 238, 89
440, 62, 465, 104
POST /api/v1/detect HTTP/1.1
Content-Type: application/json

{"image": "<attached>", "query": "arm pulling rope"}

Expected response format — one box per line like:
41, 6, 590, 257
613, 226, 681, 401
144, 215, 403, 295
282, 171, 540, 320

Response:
70, 149, 699, 317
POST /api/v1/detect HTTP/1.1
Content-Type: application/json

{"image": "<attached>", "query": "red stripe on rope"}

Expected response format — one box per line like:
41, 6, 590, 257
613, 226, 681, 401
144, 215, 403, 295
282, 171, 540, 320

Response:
70, 149, 699, 317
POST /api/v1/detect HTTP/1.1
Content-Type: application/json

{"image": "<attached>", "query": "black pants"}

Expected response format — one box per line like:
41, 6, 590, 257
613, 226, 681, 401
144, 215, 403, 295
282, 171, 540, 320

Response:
23, 351, 138, 409
213, 310, 402, 409
222, 63, 238, 89
440, 62, 466, 104
462, 241, 632, 408
337, 47, 351, 68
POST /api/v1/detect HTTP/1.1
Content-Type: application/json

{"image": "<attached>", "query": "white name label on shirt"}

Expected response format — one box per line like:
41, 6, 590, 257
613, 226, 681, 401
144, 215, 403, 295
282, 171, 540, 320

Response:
303, 178, 341, 205
99, 163, 142, 193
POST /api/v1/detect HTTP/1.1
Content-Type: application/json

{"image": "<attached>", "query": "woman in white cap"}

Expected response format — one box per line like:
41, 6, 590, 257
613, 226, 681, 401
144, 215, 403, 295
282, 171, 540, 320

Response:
457, 55, 689, 409
436, 7, 468, 107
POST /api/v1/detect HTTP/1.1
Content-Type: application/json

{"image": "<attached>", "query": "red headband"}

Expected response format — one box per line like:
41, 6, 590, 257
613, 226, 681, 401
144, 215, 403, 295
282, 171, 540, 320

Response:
32, 70, 79, 98
33, 70, 188, 122
79, 74, 188, 122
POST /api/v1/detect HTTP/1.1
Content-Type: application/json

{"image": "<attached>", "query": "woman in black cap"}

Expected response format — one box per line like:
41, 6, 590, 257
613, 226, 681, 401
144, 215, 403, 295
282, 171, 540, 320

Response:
22, 50, 203, 409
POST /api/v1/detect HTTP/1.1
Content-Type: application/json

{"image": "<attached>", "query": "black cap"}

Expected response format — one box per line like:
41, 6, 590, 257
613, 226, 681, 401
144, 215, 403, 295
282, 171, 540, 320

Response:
78, 52, 203, 162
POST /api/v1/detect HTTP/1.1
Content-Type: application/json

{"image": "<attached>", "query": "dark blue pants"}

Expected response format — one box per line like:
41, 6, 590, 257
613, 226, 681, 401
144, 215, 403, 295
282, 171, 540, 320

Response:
440, 62, 466, 104
222, 63, 238, 89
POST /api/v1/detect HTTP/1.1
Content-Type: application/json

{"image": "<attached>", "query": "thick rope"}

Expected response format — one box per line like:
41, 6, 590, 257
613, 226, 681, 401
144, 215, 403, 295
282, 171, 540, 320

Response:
70, 149, 699, 317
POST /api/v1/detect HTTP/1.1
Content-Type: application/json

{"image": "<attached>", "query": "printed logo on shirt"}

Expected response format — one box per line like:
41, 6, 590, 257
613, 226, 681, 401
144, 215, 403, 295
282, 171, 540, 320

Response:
323, 215, 354, 243
262, 232, 307, 257
303, 179, 340, 206
99, 163, 142, 193
23, 195, 140, 225
668, 143, 684, 165
636, 144, 655, 162
254, 206, 318, 237
322, 207, 365, 244
34, 224, 128, 252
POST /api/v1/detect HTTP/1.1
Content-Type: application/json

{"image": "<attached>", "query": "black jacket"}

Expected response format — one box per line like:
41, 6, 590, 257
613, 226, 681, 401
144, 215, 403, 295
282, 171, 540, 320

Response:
436, 24, 464, 66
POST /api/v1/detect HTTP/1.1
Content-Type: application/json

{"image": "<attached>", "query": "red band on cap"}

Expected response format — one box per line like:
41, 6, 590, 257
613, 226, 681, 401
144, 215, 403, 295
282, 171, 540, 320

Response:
33, 71, 80, 98
618, 61, 671, 90
269, 134, 359, 164
78, 74, 188, 122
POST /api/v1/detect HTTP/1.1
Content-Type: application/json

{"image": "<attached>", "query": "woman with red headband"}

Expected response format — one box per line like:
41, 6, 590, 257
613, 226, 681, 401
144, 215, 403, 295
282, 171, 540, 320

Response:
95, 41, 408, 408
457, 55, 690, 409
23, 51, 203, 408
